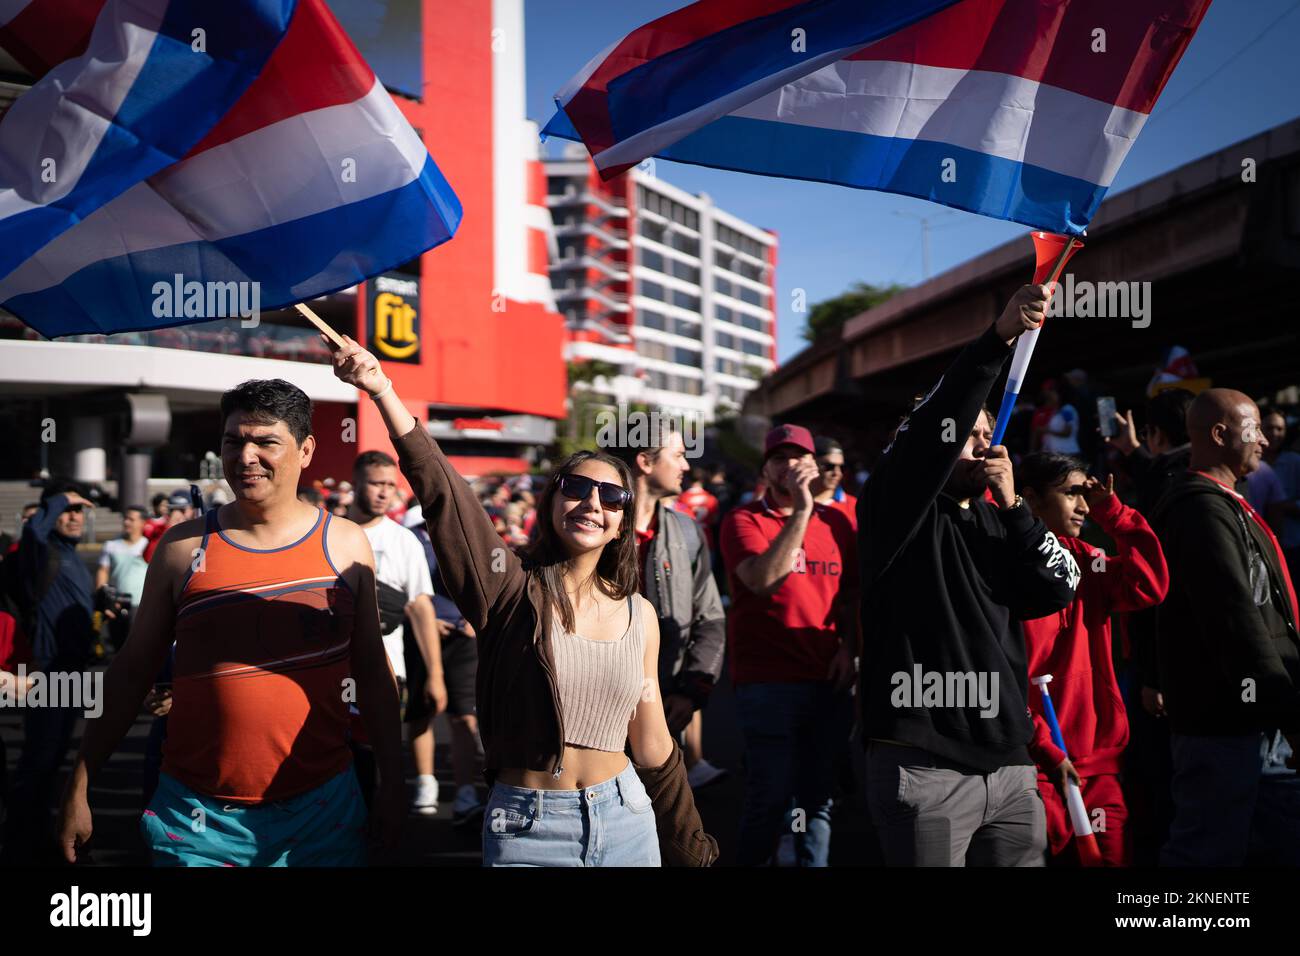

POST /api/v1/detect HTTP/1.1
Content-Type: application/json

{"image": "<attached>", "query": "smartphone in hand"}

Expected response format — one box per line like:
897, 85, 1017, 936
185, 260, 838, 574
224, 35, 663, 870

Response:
1097, 396, 1118, 438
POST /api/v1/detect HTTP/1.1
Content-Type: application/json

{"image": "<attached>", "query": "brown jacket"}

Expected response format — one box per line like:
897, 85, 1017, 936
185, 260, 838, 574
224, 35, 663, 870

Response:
393, 423, 717, 866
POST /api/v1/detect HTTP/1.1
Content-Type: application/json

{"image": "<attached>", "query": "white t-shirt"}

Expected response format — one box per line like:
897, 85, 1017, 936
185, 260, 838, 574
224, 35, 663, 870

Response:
363, 517, 434, 681
99, 536, 149, 606
1042, 404, 1081, 454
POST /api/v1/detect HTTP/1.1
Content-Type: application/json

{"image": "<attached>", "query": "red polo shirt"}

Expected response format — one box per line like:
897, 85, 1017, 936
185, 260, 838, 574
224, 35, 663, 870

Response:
720, 495, 858, 684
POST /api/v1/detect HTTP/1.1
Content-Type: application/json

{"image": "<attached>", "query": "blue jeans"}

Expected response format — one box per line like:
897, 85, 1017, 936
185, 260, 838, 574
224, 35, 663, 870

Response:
481, 760, 660, 867
1163, 732, 1265, 866
735, 681, 840, 866
3, 703, 80, 862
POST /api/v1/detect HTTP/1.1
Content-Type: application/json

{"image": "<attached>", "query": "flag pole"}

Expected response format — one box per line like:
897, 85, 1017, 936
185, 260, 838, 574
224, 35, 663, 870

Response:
989, 233, 1083, 447
294, 302, 349, 350
1031, 674, 1103, 866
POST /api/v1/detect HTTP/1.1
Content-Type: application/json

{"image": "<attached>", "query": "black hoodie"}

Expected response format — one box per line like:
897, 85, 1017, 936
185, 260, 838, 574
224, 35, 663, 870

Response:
858, 325, 1079, 771
1151, 471, 1300, 736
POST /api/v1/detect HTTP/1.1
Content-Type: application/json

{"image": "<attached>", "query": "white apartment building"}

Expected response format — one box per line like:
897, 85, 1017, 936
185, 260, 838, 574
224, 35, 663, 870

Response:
545, 144, 777, 423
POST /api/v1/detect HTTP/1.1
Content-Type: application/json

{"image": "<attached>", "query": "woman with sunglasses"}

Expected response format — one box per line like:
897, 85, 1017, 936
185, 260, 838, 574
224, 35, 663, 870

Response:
325, 334, 716, 867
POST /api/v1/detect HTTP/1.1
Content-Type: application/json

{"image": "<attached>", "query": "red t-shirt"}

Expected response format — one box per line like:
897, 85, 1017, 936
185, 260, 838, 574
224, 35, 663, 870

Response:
635, 524, 656, 589
827, 491, 858, 530
719, 496, 858, 684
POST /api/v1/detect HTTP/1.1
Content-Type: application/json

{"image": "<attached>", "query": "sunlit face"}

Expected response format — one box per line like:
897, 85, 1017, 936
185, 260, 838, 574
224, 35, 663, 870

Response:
221, 414, 313, 504
815, 450, 845, 495
1025, 470, 1089, 539
1221, 401, 1268, 477
551, 459, 626, 557
55, 504, 84, 539
356, 464, 399, 518
945, 411, 994, 499
762, 445, 814, 502
642, 433, 689, 497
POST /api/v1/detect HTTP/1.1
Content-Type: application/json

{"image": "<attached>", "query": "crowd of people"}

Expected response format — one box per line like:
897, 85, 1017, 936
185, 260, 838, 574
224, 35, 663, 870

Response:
1, 285, 1298, 867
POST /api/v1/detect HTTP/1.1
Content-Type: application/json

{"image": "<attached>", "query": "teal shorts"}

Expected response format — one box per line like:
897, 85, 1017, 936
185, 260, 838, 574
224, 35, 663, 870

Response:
141, 768, 367, 867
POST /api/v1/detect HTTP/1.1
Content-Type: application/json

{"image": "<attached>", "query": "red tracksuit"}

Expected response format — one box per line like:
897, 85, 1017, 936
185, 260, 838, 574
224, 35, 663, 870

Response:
1023, 493, 1169, 865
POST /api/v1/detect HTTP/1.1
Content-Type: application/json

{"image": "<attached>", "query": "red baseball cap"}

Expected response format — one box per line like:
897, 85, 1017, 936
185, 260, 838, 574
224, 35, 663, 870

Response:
763, 423, 816, 459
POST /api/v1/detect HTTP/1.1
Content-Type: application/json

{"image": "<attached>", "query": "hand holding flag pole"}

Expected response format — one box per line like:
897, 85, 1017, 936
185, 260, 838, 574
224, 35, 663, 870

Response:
1031, 674, 1103, 867
989, 232, 1084, 447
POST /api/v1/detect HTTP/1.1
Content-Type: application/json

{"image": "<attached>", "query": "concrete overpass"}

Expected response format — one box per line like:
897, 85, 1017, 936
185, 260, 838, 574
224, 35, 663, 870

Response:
748, 117, 1300, 462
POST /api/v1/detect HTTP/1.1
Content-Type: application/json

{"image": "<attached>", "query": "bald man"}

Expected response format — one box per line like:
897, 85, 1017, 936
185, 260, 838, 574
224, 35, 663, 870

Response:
1151, 388, 1300, 866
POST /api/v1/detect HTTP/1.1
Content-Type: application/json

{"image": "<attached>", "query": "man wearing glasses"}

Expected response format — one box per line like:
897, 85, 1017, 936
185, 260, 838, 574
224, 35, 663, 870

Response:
812, 437, 857, 529
1, 481, 96, 863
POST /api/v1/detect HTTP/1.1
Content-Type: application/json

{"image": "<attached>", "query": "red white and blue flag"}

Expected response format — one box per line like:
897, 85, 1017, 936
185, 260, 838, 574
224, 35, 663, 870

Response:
543, 0, 1211, 235
0, 0, 462, 338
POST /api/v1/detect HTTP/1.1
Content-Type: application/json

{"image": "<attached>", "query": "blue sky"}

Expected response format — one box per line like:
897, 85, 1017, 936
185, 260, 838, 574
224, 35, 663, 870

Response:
524, 0, 1300, 363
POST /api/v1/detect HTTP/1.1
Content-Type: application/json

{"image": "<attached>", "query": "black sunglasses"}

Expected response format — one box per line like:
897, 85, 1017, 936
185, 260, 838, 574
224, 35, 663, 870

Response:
556, 473, 632, 511
64, 504, 85, 514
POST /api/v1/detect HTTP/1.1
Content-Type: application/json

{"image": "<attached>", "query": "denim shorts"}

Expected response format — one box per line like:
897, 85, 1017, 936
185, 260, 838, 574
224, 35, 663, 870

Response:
481, 760, 661, 867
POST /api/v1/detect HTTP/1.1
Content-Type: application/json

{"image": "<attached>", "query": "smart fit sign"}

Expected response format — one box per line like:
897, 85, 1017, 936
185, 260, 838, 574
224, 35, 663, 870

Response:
367, 273, 421, 363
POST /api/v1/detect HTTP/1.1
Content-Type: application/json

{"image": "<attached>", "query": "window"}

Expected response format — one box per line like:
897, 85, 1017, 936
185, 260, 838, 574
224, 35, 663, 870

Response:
673, 347, 702, 368
639, 308, 667, 331
669, 232, 700, 256
739, 285, 763, 307
740, 312, 766, 332
671, 289, 700, 311
638, 279, 664, 300
715, 331, 735, 351
714, 276, 732, 297
673, 317, 699, 339
715, 304, 733, 324
671, 259, 699, 284
741, 338, 765, 357
639, 248, 665, 273
638, 339, 669, 361
638, 219, 666, 243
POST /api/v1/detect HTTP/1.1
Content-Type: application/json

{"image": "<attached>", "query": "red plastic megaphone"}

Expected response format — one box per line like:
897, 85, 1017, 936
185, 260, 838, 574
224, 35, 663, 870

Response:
1030, 231, 1085, 289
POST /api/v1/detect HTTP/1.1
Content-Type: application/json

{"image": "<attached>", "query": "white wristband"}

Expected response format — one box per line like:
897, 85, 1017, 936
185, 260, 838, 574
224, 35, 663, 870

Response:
369, 378, 393, 401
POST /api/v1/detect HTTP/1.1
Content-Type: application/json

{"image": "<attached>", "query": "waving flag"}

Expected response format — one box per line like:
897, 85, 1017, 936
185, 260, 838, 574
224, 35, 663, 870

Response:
544, 0, 1211, 235
0, 0, 462, 339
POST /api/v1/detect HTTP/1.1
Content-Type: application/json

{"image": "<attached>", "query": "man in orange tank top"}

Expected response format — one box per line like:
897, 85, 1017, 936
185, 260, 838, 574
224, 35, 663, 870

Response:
57, 379, 403, 866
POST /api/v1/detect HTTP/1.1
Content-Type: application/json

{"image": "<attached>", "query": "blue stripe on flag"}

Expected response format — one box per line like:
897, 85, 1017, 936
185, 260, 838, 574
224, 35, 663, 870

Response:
602, 0, 961, 144
3, 154, 462, 338
0, 0, 295, 281
546, 109, 1098, 235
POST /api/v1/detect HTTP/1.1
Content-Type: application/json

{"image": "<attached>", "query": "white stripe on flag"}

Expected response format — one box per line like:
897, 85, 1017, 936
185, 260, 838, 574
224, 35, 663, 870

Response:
0, 0, 169, 221
728, 59, 1148, 188
0, 78, 428, 300
0, 0, 35, 29
593, 41, 868, 172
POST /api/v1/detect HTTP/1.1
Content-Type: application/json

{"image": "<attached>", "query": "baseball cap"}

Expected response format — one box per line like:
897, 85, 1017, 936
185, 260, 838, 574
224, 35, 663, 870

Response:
166, 491, 191, 510
763, 424, 816, 459
814, 435, 843, 457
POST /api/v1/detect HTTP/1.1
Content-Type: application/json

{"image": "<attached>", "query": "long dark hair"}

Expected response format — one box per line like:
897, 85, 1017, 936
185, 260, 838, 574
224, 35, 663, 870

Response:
524, 450, 640, 632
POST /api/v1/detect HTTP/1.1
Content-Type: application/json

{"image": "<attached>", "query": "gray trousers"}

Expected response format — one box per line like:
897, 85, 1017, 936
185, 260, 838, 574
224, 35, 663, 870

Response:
867, 741, 1046, 866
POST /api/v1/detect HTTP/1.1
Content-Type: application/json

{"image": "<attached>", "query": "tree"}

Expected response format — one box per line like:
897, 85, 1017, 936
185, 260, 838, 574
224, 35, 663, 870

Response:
802, 281, 905, 343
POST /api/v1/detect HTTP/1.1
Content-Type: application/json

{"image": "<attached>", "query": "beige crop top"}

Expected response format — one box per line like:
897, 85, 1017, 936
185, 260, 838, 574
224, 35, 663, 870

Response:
549, 596, 646, 752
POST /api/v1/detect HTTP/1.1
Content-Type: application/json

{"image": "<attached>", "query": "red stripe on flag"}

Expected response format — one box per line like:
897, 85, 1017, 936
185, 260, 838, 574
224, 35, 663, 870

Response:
183, 0, 374, 157
0, 0, 103, 78
562, 0, 808, 157
848, 0, 1210, 114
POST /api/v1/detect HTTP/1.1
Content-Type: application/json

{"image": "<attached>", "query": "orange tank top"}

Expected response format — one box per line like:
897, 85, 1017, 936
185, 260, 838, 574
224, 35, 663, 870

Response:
162, 507, 355, 803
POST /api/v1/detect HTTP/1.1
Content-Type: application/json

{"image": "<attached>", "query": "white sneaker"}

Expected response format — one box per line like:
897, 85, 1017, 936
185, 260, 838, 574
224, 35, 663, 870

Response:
687, 759, 728, 790
412, 774, 439, 815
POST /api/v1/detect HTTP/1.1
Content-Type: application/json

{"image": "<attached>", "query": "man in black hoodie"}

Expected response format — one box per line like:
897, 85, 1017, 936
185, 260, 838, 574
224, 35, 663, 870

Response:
860, 285, 1080, 867
1152, 388, 1300, 866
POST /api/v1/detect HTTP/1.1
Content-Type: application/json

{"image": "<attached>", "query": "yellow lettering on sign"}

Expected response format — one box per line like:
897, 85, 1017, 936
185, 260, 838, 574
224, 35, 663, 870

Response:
374, 292, 418, 359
